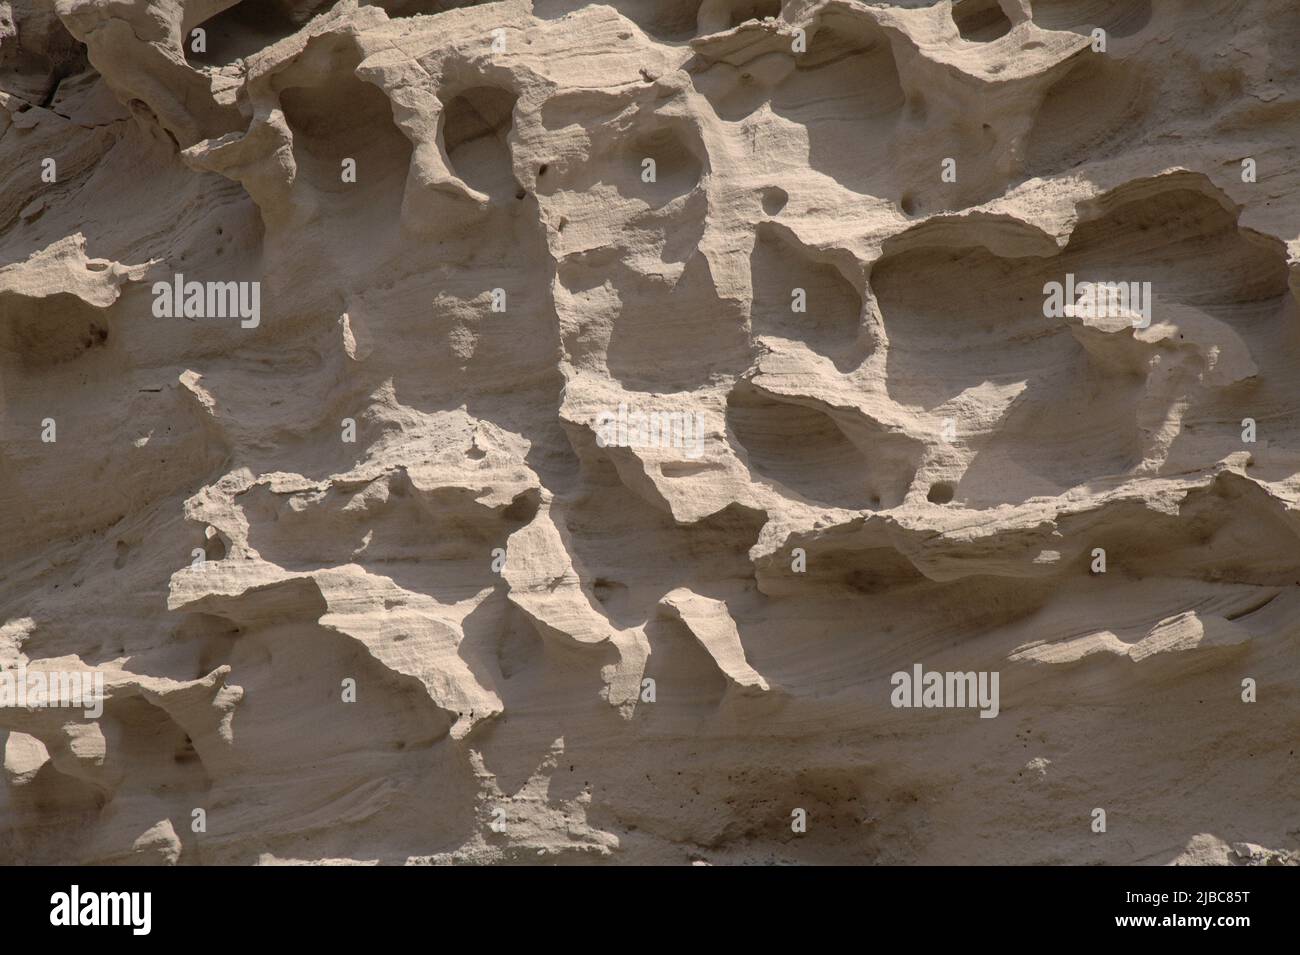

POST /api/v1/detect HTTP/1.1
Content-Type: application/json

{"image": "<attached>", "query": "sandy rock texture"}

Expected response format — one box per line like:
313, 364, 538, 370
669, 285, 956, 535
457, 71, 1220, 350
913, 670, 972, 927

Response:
1, 0, 1298, 865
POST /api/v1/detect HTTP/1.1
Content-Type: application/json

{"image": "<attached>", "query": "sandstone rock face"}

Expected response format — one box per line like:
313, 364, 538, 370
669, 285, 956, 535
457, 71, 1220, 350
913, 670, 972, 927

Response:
1, 0, 1297, 865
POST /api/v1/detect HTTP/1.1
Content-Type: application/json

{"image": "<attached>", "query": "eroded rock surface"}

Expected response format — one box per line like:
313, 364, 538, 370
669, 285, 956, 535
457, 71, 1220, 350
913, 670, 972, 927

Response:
1, 0, 1298, 864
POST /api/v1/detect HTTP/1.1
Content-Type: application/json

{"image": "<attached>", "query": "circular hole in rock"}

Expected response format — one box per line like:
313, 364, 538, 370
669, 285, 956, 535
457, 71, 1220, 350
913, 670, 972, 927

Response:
927, 482, 955, 504
761, 186, 788, 216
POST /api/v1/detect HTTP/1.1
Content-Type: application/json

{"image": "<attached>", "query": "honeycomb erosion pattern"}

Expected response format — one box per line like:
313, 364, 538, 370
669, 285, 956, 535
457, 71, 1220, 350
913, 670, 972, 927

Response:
0, 0, 1298, 864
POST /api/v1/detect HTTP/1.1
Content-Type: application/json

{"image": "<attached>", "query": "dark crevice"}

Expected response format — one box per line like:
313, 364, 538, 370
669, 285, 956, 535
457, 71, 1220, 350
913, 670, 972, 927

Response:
953, 0, 1013, 42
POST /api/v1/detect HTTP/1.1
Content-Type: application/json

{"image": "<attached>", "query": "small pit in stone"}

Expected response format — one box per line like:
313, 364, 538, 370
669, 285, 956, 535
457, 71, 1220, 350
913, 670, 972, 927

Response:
761, 186, 788, 216
927, 482, 955, 504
